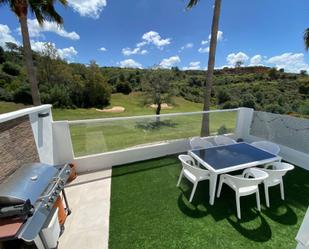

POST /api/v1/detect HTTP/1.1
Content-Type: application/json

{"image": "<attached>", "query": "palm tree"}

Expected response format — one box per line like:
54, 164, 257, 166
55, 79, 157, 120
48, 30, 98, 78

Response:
187, 0, 222, 136
0, 0, 67, 105
305, 28, 309, 51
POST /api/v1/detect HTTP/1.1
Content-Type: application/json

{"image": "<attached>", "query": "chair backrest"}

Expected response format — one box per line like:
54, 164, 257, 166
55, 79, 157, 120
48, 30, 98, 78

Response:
214, 135, 237, 146
190, 137, 213, 150
225, 168, 268, 189
251, 141, 280, 155
178, 155, 209, 176
260, 162, 294, 183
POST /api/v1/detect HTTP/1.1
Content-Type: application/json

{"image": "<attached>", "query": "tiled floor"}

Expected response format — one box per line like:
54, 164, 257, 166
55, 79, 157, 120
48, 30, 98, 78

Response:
58, 169, 112, 249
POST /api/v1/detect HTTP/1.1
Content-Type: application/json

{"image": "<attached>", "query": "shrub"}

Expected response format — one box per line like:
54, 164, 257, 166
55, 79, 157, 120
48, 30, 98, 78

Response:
264, 104, 286, 114
217, 125, 228, 135
299, 102, 309, 116
13, 84, 32, 104
268, 68, 279, 80
0, 87, 13, 101
222, 100, 239, 109
41, 85, 72, 108
116, 82, 132, 95
0, 46, 5, 64
241, 94, 256, 109
2, 62, 20, 76
300, 70, 307, 76
217, 89, 231, 104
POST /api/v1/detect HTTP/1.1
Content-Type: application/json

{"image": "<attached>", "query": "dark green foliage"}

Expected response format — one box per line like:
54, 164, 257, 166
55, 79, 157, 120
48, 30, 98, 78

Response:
264, 104, 286, 114
116, 82, 132, 95
268, 68, 279, 80
241, 94, 256, 109
222, 100, 239, 109
41, 85, 72, 108
2, 62, 20, 76
13, 84, 32, 104
217, 89, 231, 104
217, 124, 228, 134
300, 70, 307, 76
0, 46, 5, 64
299, 101, 309, 115
0, 45, 309, 113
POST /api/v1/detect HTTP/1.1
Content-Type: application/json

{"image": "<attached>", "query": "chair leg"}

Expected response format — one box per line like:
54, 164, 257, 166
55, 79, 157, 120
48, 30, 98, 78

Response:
264, 184, 270, 208
217, 178, 224, 198
189, 182, 198, 203
256, 190, 261, 212
280, 181, 285, 200
236, 194, 241, 219
177, 170, 183, 187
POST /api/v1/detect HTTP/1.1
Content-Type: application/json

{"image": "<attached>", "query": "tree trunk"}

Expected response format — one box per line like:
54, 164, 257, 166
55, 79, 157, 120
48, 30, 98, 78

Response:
200, 0, 222, 136
19, 14, 41, 105
156, 94, 161, 122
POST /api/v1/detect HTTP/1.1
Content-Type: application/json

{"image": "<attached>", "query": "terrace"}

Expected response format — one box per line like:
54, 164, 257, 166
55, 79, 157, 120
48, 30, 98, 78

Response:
0, 105, 308, 249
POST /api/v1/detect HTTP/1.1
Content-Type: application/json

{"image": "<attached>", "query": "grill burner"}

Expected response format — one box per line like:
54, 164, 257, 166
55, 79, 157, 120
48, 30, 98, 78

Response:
0, 163, 71, 248
0, 200, 33, 219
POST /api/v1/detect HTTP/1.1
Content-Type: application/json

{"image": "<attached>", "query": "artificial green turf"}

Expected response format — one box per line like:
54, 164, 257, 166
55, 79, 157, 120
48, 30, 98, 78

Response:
109, 156, 309, 249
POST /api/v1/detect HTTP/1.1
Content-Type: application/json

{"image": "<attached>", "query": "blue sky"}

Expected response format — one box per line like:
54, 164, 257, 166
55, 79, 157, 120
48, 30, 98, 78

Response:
0, 0, 309, 72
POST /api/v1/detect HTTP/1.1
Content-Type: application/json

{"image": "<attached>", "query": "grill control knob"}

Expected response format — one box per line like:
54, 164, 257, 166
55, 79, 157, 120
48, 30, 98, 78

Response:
65, 170, 71, 175
49, 196, 55, 202
45, 204, 50, 210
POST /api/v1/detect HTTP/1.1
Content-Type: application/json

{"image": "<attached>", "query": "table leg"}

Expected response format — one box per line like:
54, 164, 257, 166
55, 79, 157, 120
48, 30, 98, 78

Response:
209, 173, 218, 205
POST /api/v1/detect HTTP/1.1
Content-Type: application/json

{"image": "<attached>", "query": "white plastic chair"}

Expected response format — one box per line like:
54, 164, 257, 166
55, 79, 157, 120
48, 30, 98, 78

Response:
251, 141, 280, 155
258, 162, 294, 207
214, 135, 237, 146
177, 155, 210, 203
217, 168, 269, 219
190, 137, 214, 150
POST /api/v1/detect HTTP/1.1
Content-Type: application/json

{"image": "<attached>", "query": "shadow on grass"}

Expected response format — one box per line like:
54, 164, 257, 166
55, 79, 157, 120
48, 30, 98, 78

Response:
227, 211, 272, 242
135, 120, 178, 130
262, 203, 298, 225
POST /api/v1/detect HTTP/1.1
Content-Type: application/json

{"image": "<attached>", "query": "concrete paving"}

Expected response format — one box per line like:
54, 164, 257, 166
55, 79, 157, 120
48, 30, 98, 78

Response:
58, 169, 112, 249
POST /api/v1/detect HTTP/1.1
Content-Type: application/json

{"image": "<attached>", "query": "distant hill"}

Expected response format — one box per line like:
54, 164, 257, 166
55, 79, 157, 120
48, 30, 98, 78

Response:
1, 44, 309, 116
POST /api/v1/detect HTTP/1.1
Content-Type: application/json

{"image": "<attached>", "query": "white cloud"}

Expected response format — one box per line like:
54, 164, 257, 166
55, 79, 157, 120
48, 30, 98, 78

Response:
267, 53, 309, 73
198, 47, 210, 53
209, 30, 223, 41
58, 47, 78, 60
119, 59, 142, 68
226, 52, 249, 66
142, 31, 171, 49
179, 43, 193, 52
136, 41, 147, 48
183, 61, 201, 70
201, 40, 208, 45
249, 54, 263, 66
122, 31, 170, 56
99, 47, 107, 52
159, 55, 181, 68
122, 47, 147, 56
68, 0, 107, 19
199, 30, 223, 54
26, 19, 80, 40
31, 41, 77, 60
0, 24, 19, 49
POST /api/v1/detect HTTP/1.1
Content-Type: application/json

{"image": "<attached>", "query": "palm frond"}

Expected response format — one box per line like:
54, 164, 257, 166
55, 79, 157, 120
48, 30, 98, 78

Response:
29, 0, 67, 25
187, 0, 199, 9
305, 28, 309, 51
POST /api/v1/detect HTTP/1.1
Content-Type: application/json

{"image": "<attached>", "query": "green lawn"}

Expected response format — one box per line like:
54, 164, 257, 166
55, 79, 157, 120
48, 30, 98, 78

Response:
0, 93, 237, 157
109, 155, 309, 249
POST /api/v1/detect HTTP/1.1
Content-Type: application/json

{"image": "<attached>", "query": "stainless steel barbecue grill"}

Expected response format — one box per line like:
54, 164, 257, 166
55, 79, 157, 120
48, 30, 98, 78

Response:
0, 163, 71, 249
